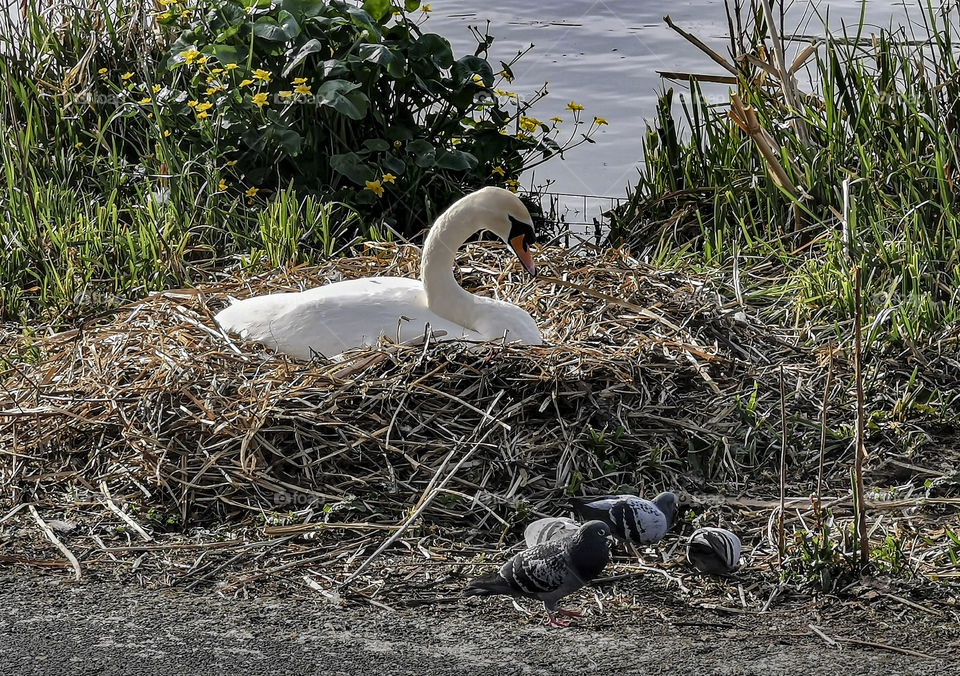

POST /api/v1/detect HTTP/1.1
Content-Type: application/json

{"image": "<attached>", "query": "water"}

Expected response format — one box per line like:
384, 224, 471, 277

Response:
426, 0, 926, 219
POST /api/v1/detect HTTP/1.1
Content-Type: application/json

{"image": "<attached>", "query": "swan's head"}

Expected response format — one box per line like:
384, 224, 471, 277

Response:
470, 186, 538, 277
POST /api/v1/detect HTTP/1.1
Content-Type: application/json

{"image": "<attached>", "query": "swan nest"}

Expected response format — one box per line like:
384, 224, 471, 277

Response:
1, 243, 956, 534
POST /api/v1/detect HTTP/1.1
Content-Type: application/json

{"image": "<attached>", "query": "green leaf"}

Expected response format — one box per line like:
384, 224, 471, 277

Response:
280, 0, 328, 19
315, 80, 369, 119
283, 38, 326, 77
267, 127, 303, 155
434, 149, 478, 171
452, 55, 494, 87
382, 153, 406, 175
363, 138, 390, 152
404, 0, 420, 10
331, 152, 375, 185
406, 140, 436, 168
211, 45, 242, 68
411, 34, 453, 70
362, 0, 391, 22
343, 5, 381, 38
253, 11, 300, 42
357, 43, 404, 78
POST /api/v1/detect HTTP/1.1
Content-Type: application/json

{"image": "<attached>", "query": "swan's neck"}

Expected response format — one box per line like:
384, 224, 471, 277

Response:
420, 202, 484, 331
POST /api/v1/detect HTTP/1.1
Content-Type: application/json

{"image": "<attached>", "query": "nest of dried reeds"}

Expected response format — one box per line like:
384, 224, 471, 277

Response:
1, 243, 957, 530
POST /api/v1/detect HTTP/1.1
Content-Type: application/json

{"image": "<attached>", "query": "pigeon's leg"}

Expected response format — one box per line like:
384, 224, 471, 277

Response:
555, 608, 583, 618
545, 613, 570, 628
629, 542, 643, 561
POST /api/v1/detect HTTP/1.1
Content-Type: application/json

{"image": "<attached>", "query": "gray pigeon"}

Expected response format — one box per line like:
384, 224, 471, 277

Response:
465, 520, 611, 626
686, 527, 741, 574
523, 516, 580, 548
571, 491, 677, 546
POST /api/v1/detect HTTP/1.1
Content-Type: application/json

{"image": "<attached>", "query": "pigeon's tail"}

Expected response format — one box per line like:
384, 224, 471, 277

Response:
464, 574, 512, 597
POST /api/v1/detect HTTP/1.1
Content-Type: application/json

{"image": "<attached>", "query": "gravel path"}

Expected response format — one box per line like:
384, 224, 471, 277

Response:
1, 572, 956, 675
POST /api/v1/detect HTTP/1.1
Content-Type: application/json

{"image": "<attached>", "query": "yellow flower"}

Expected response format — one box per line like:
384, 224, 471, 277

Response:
158, 12, 170, 20
252, 92, 268, 107
295, 84, 311, 95
491, 166, 505, 176
365, 180, 384, 197
181, 9, 191, 18
226, 160, 238, 166
197, 56, 208, 65
498, 69, 514, 82
472, 74, 483, 83
152, 84, 162, 93
292, 77, 307, 85
245, 187, 259, 198
211, 68, 223, 74
252, 68, 271, 82
138, 97, 151, 104
550, 116, 563, 124
593, 116, 608, 125
393, 140, 402, 148
98, 67, 107, 75
518, 116, 539, 132
226, 63, 239, 70
187, 100, 198, 108
495, 89, 517, 99
196, 101, 213, 112
163, 130, 171, 137
278, 90, 293, 98
239, 79, 254, 88
566, 101, 584, 111
121, 72, 133, 80
180, 48, 200, 64
382, 173, 396, 184
205, 86, 223, 96
505, 179, 519, 193
74, 141, 83, 148
422, 4, 431, 11
218, 179, 227, 191
196, 111, 209, 120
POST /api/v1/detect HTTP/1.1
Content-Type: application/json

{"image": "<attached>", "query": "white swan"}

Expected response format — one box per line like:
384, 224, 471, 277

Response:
215, 186, 542, 359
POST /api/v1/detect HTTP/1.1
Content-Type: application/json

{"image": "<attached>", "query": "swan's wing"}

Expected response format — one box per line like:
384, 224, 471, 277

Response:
215, 277, 478, 359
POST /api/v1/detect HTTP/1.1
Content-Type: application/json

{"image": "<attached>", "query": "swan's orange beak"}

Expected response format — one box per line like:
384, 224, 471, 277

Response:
510, 235, 537, 277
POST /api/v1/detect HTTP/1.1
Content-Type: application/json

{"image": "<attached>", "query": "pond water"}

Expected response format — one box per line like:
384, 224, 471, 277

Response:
427, 0, 928, 221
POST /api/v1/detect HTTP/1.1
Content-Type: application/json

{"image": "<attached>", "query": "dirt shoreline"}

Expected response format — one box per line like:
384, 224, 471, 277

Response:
1, 570, 957, 676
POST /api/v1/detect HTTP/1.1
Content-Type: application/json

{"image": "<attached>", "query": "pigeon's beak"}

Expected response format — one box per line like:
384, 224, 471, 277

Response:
509, 235, 537, 277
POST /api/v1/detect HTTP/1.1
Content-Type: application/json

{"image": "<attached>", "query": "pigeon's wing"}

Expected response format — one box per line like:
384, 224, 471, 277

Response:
571, 495, 636, 533
524, 517, 579, 548
616, 498, 669, 544
500, 539, 571, 598
687, 528, 741, 573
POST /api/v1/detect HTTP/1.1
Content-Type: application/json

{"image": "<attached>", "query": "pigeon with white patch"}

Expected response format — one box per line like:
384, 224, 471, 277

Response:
686, 527, 741, 574
571, 491, 677, 546
465, 520, 611, 627
523, 516, 580, 548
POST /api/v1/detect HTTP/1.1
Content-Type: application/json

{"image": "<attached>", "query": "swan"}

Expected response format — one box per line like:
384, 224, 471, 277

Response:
214, 186, 542, 359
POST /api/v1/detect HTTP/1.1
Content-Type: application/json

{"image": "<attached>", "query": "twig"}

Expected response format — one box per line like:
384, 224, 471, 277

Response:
341, 396, 505, 587
29, 505, 81, 581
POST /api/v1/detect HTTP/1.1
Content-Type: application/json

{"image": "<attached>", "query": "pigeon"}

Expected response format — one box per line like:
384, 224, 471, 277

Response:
571, 491, 677, 546
465, 520, 612, 627
523, 516, 580, 548
685, 527, 741, 574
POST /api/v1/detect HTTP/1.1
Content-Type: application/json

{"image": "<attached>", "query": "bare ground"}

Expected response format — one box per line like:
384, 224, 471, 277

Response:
1, 568, 957, 676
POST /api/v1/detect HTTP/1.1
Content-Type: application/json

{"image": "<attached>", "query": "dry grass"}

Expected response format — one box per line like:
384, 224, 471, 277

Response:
1, 243, 958, 593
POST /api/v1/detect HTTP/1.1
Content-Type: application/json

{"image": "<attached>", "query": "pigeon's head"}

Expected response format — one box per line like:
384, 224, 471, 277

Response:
577, 520, 612, 543
654, 491, 679, 524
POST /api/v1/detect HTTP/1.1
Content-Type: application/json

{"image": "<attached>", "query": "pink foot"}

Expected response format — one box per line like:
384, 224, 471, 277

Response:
546, 613, 570, 628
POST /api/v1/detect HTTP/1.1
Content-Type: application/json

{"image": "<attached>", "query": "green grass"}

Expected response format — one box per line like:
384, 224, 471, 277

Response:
612, 1, 960, 349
